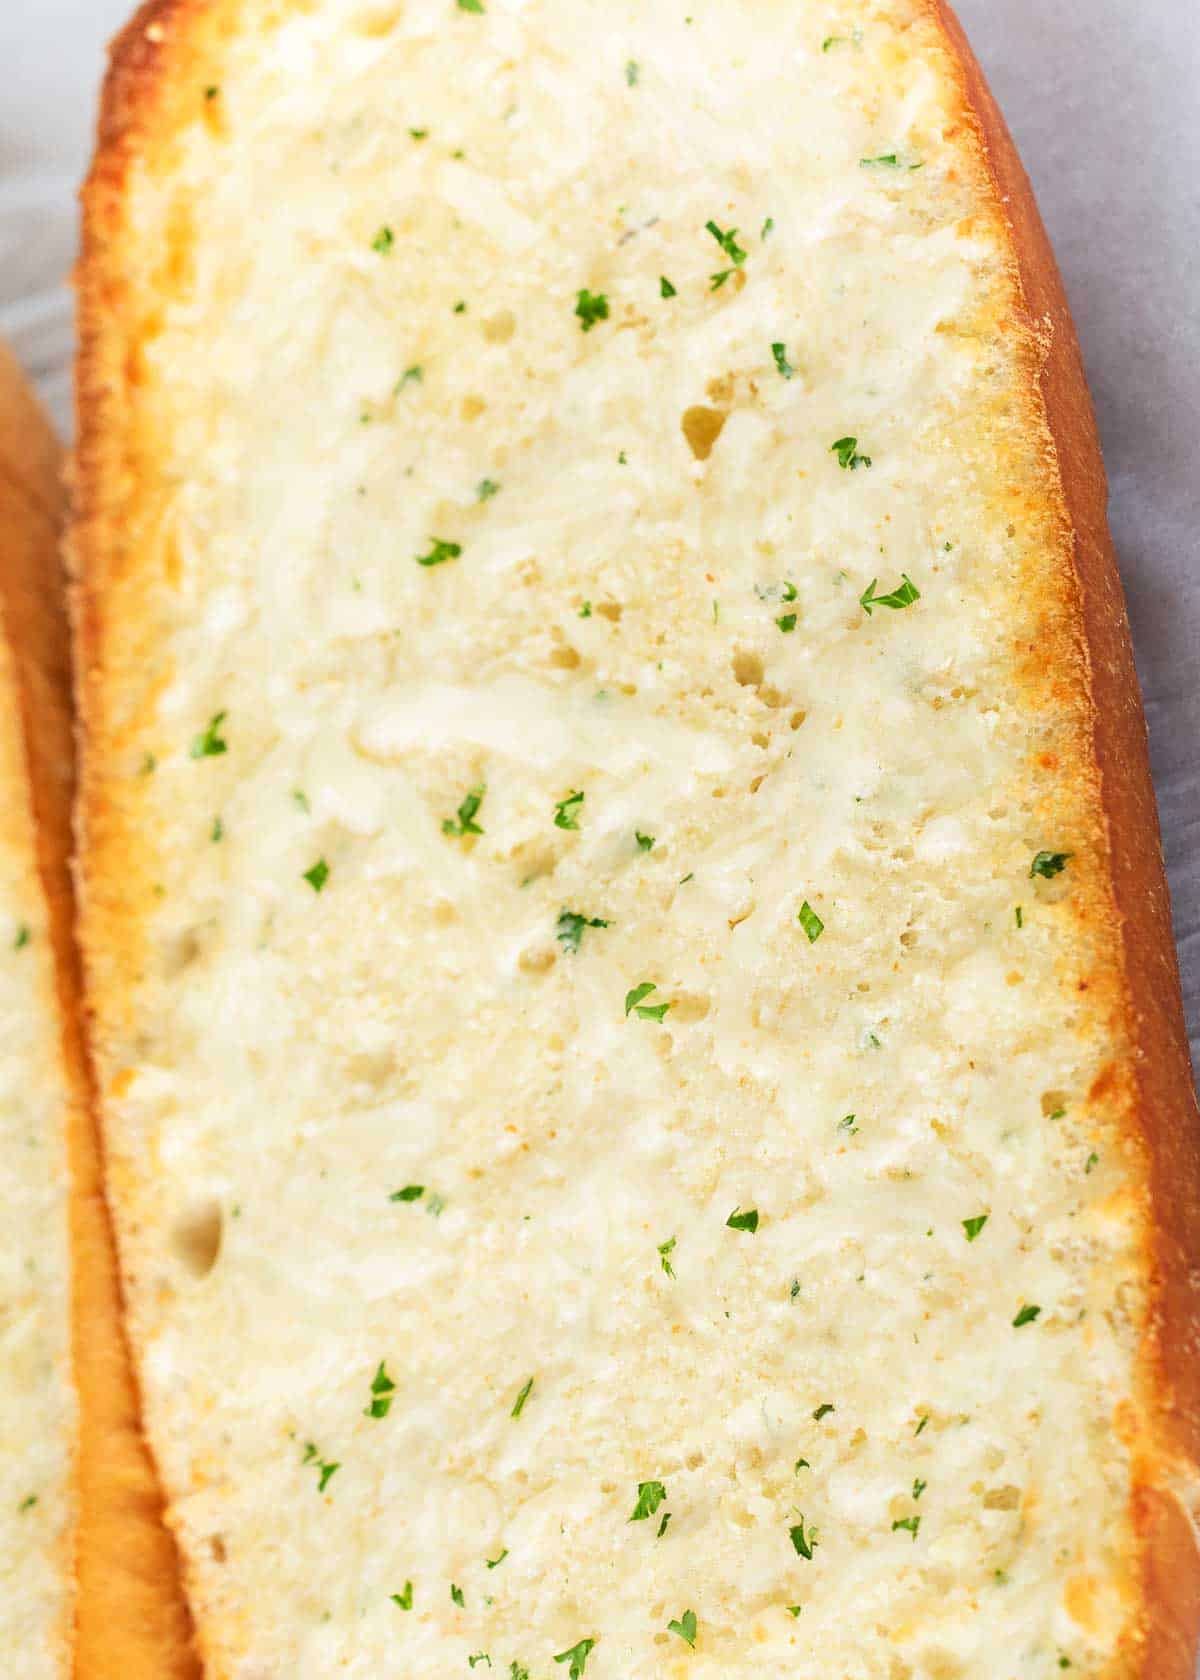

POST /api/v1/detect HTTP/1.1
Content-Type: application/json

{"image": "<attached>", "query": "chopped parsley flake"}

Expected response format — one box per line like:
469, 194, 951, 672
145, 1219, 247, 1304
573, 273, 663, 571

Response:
554, 789, 585, 830
822, 35, 844, 50
657, 1510, 672, 1538
794, 1457, 810, 1473
761, 216, 775, 239
486, 1548, 508, 1569
963, 1214, 989, 1242
468, 1656, 491, 1670
625, 59, 640, 86
790, 1517, 817, 1559
1015, 905, 1024, 928
915, 1415, 929, 1436
812, 1403, 835, 1421
667, 1610, 697, 1647
660, 275, 678, 298
771, 342, 795, 379
1086, 1151, 1100, 1174
18, 1494, 37, 1513
301, 1442, 340, 1493
13, 924, 31, 951
302, 858, 330, 893
451, 1584, 465, 1607
624, 981, 670, 1021
409, 127, 428, 140
831, 436, 871, 471
511, 1376, 535, 1419
706, 219, 747, 267
372, 226, 395, 254
787, 1603, 803, 1617
893, 1515, 921, 1538
391, 1581, 414, 1609
556, 910, 610, 953
1030, 850, 1072, 879
416, 537, 462, 567
364, 1360, 396, 1419
457, 0, 485, 11
554, 1640, 596, 1680
395, 365, 423, 390
710, 268, 735, 291
292, 788, 310, 813
629, 1480, 668, 1522
1013, 1304, 1041, 1328
390, 1185, 425, 1203
776, 612, 797, 633
860, 574, 920, 614
913, 1478, 927, 1500
658, 1236, 677, 1277
837, 1113, 858, 1135
476, 477, 501, 500
578, 600, 593, 617
726, 1207, 759, 1233
797, 900, 824, 943
442, 784, 486, 837
210, 816, 224, 843
861, 153, 923, 170
190, 711, 228, 759
575, 289, 610, 332
636, 831, 655, 851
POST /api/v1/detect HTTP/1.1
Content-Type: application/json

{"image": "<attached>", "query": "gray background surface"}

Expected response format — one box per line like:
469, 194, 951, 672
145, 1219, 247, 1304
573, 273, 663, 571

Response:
1, 0, 1197, 1072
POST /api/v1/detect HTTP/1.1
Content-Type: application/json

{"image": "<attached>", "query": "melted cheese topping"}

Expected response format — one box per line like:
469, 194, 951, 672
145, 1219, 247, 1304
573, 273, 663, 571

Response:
93, 2, 1146, 1675
0, 628, 73, 1675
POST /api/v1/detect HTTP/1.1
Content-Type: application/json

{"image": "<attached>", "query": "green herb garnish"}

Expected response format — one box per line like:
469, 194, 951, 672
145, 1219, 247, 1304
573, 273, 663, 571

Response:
1013, 1304, 1041, 1328
771, 342, 795, 379
790, 1517, 817, 1559
556, 910, 610, 953
629, 1480, 668, 1521
511, 1376, 535, 1418
303, 858, 330, 893
860, 574, 919, 615
416, 537, 462, 568
1030, 850, 1071, 879
554, 1640, 595, 1680
797, 900, 824, 943
831, 436, 871, 471
625, 981, 669, 1021
667, 1610, 697, 1647
962, 1215, 989, 1242
443, 784, 486, 837
658, 1236, 676, 1277
726, 1207, 759, 1233
390, 1185, 424, 1202
554, 790, 585, 830
575, 289, 610, 332
190, 711, 228, 759
364, 1361, 396, 1419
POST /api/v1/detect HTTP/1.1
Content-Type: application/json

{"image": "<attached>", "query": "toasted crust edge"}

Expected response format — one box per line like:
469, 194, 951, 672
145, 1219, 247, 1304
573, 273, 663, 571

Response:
928, 5, 1200, 1675
72, 3, 1200, 1676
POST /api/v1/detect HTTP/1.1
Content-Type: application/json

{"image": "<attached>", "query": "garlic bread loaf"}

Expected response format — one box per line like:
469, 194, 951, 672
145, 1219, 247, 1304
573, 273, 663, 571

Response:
0, 344, 198, 1678
75, 3, 1200, 1677
0, 342, 75, 1677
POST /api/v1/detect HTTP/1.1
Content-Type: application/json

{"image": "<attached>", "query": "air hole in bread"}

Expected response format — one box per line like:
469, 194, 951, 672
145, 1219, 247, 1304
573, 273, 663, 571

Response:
171, 1200, 223, 1279
681, 405, 727, 460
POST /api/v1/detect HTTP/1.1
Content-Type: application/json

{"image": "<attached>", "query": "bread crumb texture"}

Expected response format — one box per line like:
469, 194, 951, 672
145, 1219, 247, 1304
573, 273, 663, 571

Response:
79, 1, 1162, 1676
0, 621, 73, 1676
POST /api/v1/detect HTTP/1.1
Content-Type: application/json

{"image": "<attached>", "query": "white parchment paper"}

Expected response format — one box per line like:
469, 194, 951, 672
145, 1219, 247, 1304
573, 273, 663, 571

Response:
1, 0, 1197, 1074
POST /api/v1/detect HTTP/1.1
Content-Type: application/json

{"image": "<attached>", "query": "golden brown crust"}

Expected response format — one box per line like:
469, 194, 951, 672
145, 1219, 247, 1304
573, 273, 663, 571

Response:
927, 6, 1200, 1676
0, 335, 198, 1679
71, 2, 1200, 1674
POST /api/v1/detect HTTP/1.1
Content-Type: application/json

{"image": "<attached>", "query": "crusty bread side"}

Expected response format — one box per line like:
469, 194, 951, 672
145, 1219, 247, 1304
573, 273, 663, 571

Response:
0, 342, 75, 1677
73, 3, 1200, 1677
929, 11, 1200, 1672
0, 341, 199, 1676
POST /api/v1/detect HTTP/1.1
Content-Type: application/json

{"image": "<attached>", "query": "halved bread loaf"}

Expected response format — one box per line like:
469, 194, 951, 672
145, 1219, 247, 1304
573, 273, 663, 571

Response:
0, 345, 198, 1676
0, 342, 75, 1676
74, 3, 1200, 1677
